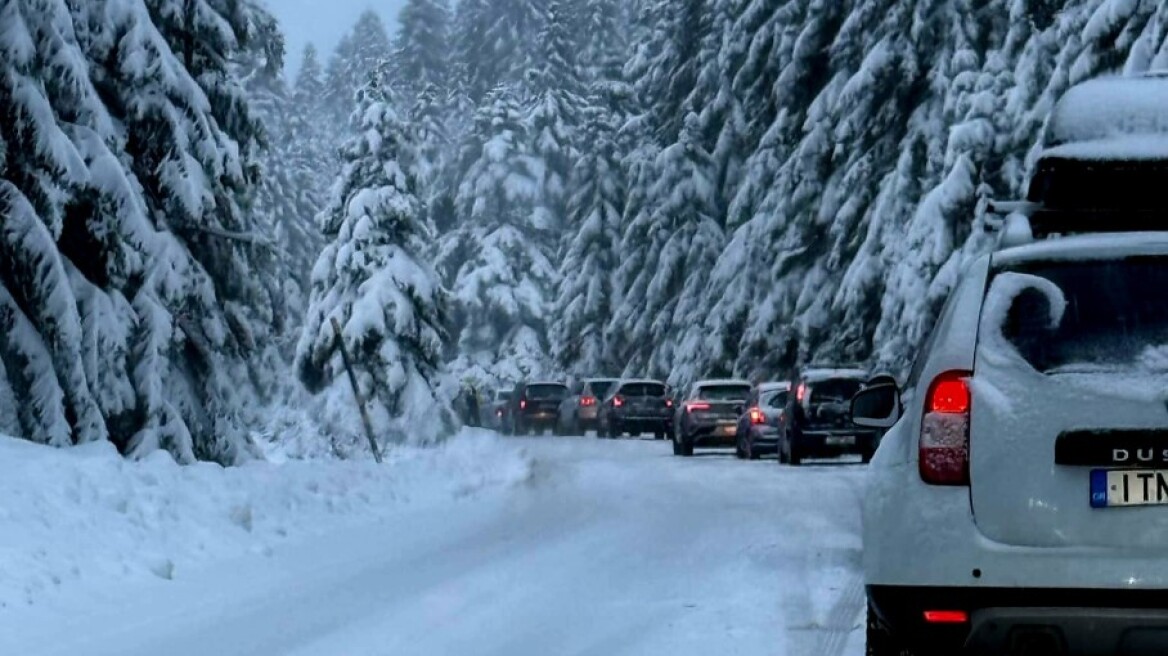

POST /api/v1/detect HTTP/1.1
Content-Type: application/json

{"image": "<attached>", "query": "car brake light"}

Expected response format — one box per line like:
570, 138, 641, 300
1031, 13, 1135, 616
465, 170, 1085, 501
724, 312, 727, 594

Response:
923, 610, 968, 624
920, 371, 971, 486
496, 409, 503, 417
686, 402, 710, 413
580, 396, 596, 407
613, 396, 624, 408
749, 408, 765, 424
665, 398, 674, 408
520, 398, 527, 410
796, 383, 807, 402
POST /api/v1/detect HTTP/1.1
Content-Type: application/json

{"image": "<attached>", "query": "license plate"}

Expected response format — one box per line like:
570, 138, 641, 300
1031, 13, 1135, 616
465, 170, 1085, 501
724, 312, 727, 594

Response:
720, 425, 736, 436
1091, 469, 1168, 508
825, 435, 855, 447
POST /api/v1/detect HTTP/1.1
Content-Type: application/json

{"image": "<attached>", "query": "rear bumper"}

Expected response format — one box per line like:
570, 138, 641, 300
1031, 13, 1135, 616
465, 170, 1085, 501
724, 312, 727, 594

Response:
869, 585, 1168, 655
746, 427, 780, 446
611, 415, 672, 431
686, 422, 738, 446
794, 429, 877, 455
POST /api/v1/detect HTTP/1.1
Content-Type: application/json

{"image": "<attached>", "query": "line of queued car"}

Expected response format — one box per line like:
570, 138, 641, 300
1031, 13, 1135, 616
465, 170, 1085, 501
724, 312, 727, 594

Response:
489, 365, 882, 465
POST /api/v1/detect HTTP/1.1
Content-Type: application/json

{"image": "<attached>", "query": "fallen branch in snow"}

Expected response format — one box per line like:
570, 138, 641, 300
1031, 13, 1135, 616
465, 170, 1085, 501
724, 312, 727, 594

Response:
330, 317, 384, 464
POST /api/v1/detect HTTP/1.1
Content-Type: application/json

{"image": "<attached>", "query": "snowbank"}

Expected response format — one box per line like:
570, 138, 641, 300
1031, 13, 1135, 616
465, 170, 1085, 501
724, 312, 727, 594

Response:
0, 429, 530, 611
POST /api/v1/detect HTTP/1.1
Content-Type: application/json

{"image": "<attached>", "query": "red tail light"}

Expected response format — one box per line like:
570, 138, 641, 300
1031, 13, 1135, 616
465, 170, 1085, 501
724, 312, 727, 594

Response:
923, 610, 968, 624
665, 398, 674, 408
686, 402, 710, 413
749, 408, 765, 424
496, 409, 503, 417
580, 396, 596, 407
612, 395, 625, 408
796, 383, 807, 402
920, 371, 971, 486
519, 398, 527, 410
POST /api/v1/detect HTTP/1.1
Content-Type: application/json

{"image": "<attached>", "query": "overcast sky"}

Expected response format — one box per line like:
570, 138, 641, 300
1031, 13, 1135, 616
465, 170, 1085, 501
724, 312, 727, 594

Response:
272, 0, 408, 77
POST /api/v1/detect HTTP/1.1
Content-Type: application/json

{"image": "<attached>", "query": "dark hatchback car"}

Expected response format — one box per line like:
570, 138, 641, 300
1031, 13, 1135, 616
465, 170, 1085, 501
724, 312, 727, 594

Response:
735, 382, 789, 460
674, 379, 753, 456
779, 367, 878, 465
596, 379, 674, 439
506, 381, 569, 435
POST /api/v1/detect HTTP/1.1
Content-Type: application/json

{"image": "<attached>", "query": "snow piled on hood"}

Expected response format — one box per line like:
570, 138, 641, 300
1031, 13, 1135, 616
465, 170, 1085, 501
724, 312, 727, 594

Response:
0, 429, 530, 611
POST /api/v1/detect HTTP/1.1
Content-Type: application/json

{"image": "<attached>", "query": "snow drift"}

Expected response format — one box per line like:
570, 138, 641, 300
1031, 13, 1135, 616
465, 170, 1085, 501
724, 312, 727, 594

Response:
0, 429, 530, 611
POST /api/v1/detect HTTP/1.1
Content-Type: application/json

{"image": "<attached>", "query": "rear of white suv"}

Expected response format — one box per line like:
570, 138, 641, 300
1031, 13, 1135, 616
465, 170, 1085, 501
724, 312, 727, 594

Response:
857, 233, 1168, 656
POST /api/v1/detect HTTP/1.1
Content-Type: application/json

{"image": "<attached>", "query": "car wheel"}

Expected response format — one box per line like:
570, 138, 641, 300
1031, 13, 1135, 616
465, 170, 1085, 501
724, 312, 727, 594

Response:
746, 438, 759, 461
678, 432, 694, 457
735, 436, 746, 459
671, 434, 682, 456
608, 422, 620, 439
654, 429, 664, 440
861, 447, 875, 464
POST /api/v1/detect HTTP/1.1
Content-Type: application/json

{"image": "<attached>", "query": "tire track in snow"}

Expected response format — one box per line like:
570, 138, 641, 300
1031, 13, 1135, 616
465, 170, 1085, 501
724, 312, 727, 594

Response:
812, 469, 867, 656
813, 569, 865, 656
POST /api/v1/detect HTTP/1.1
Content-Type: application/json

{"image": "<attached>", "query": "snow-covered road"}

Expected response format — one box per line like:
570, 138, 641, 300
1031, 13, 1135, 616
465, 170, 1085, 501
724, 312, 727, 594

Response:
2, 437, 866, 656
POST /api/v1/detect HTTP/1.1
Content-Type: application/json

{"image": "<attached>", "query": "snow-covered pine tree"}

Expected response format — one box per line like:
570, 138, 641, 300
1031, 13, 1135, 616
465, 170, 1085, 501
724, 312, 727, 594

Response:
393, 0, 452, 103
609, 113, 722, 382
297, 70, 454, 446
0, 0, 278, 462
549, 96, 625, 374
324, 10, 395, 124
438, 84, 556, 385
525, 0, 584, 244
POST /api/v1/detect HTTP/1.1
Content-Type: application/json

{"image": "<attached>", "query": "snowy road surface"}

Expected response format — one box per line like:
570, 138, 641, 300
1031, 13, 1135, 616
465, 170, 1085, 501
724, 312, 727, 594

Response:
1, 437, 866, 656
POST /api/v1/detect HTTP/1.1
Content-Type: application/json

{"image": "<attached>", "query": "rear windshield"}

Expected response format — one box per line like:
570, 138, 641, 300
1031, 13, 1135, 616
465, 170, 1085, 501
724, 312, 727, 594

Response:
762, 390, 789, 409
495, 391, 511, 401
619, 383, 666, 397
697, 384, 751, 401
993, 257, 1168, 372
807, 379, 863, 404
526, 384, 568, 400
586, 380, 619, 397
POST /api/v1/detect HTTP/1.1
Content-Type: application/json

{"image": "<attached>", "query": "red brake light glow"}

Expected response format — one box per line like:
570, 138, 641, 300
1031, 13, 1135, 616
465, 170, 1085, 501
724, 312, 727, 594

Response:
665, 398, 674, 408
796, 383, 807, 402
686, 402, 710, 413
519, 398, 527, 410
580, 396, 596, 407
930, 379, 970, 414
613, 396, 624, 408
920, 371, 972, 486
923, 610, 968, 624
749, 408, 765, 424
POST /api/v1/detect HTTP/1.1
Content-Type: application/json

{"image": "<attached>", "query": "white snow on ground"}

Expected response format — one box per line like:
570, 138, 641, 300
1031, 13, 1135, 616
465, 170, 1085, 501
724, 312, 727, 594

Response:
0, 436, 866, 656
0, 428, 530, 612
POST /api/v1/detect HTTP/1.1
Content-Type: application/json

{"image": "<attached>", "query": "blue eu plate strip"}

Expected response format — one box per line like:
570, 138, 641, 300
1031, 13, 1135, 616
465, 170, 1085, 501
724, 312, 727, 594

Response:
1090, 469, 1109, 509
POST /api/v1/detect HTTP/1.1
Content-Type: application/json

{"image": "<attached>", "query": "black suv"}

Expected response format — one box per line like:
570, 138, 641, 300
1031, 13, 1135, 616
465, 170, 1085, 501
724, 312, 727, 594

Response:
506, 381, 569, 435
596, 379, 674, 439
778, 367, 878, 465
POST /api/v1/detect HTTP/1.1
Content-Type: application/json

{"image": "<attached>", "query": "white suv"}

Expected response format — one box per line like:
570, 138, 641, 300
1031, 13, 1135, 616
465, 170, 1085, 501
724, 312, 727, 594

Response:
854, 73, 1168, 656
855, 230, 1168, 655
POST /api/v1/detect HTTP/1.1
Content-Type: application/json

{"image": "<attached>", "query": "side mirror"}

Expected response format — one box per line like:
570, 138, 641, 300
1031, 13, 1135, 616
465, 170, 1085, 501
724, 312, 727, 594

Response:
851, 383, 900, 429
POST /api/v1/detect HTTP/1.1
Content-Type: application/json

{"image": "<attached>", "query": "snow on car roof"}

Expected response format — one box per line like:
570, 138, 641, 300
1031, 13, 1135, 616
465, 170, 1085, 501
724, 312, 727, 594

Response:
693, 379, 752, 388
1047, 76, 1168, 147
618, 378, 666, 385
527, 381, 568, 387
758, 381, 791, 391
1041, 135, 1168, 161
993, 231, 1168, 267
801, 368, 868, 382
